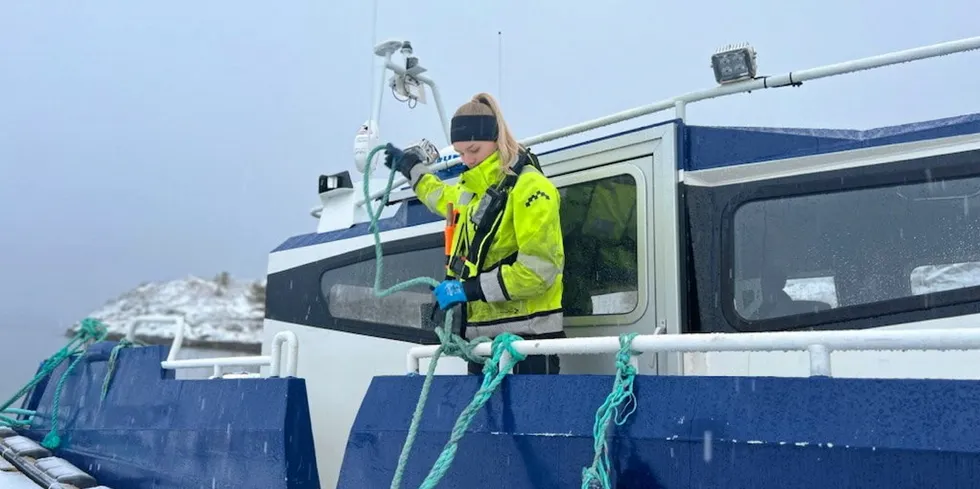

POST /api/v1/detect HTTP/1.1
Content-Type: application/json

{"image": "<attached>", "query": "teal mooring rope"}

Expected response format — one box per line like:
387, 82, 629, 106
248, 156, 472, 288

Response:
0, 317, 145, 449
581, 332, 640, 489
101, 337, 145, 401
360, 145, 525, 489
0, 317, 110, 448
359, 144, 642, 489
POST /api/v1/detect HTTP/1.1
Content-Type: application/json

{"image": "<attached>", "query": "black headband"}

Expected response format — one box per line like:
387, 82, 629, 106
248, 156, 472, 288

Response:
450, 114, 498, 143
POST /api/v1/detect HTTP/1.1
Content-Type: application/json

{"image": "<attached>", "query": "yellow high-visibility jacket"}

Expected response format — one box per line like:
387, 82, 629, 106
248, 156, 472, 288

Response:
411, 150, 564, 339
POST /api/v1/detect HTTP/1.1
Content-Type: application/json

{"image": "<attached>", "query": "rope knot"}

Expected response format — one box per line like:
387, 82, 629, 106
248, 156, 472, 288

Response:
614, 333, 638, 377
494, 332, 527, 362
480, 332, 526, 376
79, 318, 108, 339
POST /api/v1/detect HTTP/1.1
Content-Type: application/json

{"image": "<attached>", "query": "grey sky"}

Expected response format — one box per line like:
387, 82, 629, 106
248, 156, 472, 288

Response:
0, 0, 977, 337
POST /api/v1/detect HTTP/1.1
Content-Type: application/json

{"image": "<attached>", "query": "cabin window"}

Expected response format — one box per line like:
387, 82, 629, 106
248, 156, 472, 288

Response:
730, 170, 980, 325
322, 243, 446, 330
559, 173, 639, 316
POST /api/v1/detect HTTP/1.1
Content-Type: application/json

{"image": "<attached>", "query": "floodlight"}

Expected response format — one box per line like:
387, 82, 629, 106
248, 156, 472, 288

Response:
711, 43, 758, 84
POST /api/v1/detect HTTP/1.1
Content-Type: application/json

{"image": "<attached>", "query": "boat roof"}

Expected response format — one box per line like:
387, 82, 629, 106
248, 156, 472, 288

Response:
273, 112, 980, 253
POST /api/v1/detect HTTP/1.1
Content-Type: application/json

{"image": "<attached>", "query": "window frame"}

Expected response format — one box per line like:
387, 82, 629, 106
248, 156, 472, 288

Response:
264, 232, 447, 345
552, 161, 649, 327
718, 147, 980, 332
318, 232, 448, 343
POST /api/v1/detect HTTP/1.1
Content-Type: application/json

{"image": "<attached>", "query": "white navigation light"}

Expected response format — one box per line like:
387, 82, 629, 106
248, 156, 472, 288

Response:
353, 120, 380, 175
711, 43, 758, 84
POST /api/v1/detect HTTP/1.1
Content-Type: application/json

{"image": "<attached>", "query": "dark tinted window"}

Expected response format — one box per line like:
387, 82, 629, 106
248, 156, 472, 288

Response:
560, 173, 639, 316
732, 173, 980, 323
321, 244, 445, 330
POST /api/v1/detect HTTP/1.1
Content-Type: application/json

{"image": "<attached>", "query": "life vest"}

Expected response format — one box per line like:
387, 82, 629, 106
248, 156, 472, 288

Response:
414, 149, 564, 339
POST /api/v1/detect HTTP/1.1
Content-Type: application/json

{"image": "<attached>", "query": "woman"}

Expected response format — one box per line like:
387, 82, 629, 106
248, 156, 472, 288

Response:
383, 92, 566, 375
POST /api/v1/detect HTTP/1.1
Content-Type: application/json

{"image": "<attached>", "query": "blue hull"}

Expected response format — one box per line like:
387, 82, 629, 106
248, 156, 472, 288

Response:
338, 374, 980, 488
14, 341, 319, 489
10, 340, 980, 488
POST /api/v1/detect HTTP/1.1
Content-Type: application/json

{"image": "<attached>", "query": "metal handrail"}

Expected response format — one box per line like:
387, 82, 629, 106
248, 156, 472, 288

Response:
350, 35, 980, 209
407, 327, 980, 377
126, 315, 300, 378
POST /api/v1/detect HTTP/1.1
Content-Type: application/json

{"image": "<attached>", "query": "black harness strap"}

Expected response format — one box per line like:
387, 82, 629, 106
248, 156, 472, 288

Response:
448, 149, 541, 279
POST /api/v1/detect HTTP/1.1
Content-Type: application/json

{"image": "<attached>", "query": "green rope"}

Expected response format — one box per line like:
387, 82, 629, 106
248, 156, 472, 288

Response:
0, 408, 35, 427
415, 333, 526, 488
361, 144, 643, 488
580, 333, 640, 489
0, 318, 108, 447
2, 407, 36, 416
101, 337, 145, 401
41, 349, 90, 449
358, 144, 522, 489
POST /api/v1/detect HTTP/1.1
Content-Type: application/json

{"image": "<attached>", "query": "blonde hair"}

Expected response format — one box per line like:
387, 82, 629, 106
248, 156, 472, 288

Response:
453, 92, 522, 170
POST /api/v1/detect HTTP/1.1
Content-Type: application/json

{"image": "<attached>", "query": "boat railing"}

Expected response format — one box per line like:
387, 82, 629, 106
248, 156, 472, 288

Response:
406, 327, 980, 377
124, 315, 299, 378
345, 35, 980, 210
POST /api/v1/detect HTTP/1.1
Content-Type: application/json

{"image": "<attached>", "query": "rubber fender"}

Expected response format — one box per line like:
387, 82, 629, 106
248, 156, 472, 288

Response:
36, 456, 99, 488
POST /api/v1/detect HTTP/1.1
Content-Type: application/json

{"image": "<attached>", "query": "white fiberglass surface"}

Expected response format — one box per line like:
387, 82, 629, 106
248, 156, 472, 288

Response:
261, 319, 466, 489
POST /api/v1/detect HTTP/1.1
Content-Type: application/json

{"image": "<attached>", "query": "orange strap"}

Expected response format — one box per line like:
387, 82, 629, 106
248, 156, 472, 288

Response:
444, 203, 457, 256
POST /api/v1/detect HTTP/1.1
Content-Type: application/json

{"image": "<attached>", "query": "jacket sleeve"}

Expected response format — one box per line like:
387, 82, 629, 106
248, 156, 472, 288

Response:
478, 171, 565, 302
413, 172, 462, 218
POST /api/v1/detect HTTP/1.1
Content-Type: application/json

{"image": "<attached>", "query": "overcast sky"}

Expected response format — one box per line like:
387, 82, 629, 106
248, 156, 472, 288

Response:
1, 1, 977, 336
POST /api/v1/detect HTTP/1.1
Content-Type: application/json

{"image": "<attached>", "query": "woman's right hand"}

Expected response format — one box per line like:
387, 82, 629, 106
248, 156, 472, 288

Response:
383, 143, 422, 180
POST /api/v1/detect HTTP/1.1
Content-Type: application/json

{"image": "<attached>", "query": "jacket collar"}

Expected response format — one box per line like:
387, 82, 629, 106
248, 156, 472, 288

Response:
459, 151, 505, 194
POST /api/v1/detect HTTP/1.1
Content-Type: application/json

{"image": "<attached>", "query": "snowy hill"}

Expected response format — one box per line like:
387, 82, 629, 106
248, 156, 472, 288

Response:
66, 273, 265, 353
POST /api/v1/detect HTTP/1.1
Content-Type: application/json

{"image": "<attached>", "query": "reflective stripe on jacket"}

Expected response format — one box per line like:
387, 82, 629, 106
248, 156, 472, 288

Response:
411, 150, 565, 339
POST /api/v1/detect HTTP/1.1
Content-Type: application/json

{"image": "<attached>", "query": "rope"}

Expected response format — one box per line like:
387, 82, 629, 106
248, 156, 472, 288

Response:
417, 333, 525, 488
358, 145, 523, 489
580, 332, 640, 489
41, 349, 89, 449
360, 144, 642, 488
0, 408, 35, 427
0, 318, 108, 448
101, 337, 145, 401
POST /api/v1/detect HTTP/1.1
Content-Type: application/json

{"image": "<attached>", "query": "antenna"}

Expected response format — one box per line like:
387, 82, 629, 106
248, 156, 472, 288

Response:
497, 30, 503, 100
369, 0, 379, 104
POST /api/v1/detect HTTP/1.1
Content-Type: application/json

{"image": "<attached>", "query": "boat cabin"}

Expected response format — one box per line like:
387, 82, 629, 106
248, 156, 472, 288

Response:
258, 37, 980, 489
265, 113, 980, 380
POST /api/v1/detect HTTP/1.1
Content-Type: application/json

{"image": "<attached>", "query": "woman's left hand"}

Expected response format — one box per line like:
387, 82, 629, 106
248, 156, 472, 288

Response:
432, 279, 468, 310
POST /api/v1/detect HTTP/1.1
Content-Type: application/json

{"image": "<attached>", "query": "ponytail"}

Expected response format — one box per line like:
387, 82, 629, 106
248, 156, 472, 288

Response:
452, 92, 523, 171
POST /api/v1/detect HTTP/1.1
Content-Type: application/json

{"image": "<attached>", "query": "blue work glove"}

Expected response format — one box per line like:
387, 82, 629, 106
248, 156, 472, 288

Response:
383, 143, 422, 181
432, 279, 470, 310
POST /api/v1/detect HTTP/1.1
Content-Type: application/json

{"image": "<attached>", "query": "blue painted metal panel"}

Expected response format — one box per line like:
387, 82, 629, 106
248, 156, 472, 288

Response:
684, 112, 980, 171
337, 374, 980, 488
281, 113, 980, 252
20, 341, 320, 489
272, 199, 443, 253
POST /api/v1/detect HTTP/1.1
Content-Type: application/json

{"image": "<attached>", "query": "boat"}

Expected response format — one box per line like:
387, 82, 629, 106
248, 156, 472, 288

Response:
3, 34, 980, 489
